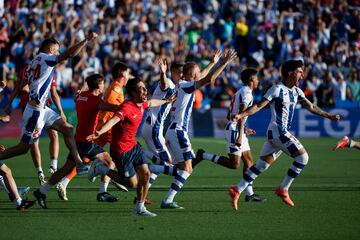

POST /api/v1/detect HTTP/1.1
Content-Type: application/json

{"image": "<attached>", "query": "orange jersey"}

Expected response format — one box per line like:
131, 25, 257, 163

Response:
97, 81, 125, 127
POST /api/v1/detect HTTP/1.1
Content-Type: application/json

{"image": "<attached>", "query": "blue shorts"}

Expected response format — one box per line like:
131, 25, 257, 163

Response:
110, 144, 147, 180
67, 142, 105, 160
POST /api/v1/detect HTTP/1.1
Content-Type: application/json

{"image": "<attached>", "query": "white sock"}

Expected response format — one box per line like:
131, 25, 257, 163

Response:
203, 152, 220, 163
349, 139, 355, 148
13, 197, 22, 207
245, 183, 254, 196
164, 170, 191, 203
280, 153, 309, 190
99, 181, 109, 193
40, 182, 53, 194
36, 167, 43, 173
50, 159, 58, 169
149, 173, 158, 187
59, 177, 70, 187
136, 201, 145, 211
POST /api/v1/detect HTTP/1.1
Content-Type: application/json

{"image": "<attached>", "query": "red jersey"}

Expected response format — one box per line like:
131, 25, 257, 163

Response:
111, 99, 149, 153
74, 91, 102, 142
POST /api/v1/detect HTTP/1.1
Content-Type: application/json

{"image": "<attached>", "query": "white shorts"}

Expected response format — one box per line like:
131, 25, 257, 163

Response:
165, 124, 195, 164
141, 121, 172, 163
260, 128, 304, 160
225, 122, 250, 156
21, 105, 61, 144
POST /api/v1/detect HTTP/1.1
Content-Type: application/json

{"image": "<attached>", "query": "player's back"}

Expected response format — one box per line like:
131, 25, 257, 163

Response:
170, 80, 195, 131
74, 91, 101, 142
27, 52, 58, 105
264, 83, 305, 131
146, 79, 175, 129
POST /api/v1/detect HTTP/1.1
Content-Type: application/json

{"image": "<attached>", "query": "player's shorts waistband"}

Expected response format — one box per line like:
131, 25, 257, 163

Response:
26, 103, 46, 110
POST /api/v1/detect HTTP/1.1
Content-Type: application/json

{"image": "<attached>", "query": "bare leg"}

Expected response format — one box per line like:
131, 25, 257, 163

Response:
0, 142, 30, 160
30, 140, 41, 169
47, 129, 59, 161
0, 164, 20, 201
135, 164, 151, 202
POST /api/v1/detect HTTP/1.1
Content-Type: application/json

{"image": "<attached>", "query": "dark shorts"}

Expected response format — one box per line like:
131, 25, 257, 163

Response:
67, 142, 105, 161
110, 144, 147, 180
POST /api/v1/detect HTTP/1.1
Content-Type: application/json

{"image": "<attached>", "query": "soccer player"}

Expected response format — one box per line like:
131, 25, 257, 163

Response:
228, 59, 340, 210
56, 62, 130, 201
86, 77, 175, 217
0, 33, 98, 168
193, 68, 265, 202
157, 49, 237, 209
33, 74, 119, 209
333, 136, 360, 150
0, 65, 65, 185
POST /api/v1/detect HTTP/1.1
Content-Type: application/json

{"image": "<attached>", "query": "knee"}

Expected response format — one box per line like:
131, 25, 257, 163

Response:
0, 165, 12, 176
19, 144, 30, 154
295, 152, 309, 166
63, 124, 74, 136
230, 160, 241, 169
127, 177, 138, 188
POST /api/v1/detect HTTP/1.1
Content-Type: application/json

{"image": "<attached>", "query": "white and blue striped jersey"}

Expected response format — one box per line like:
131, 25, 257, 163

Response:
26, 52, 58, 106
263, 83, 306, 132
228, 85, 253, 129
170, 80, 196, 131
146, 79, 176, 129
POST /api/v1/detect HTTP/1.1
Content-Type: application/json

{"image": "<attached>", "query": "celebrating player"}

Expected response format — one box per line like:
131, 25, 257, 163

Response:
228, 59, 340, 210
193, 68, 266, 202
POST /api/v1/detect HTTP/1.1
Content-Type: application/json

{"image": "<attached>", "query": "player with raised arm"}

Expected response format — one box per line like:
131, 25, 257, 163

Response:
228, 60, 340, 210
0, 65, 65, 185
193, 68, 266, 202
0, 32, 98, 169
86, 77, 174, 217
157, 49, 237, 209
33, 74, 119, 209
56, 62, 130, 201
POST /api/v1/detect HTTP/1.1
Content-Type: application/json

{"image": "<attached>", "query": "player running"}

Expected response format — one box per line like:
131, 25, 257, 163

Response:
193, 68, 266, 202
228, 59, 340, 210
33, 74, 119, 208
86, 77, 175, 217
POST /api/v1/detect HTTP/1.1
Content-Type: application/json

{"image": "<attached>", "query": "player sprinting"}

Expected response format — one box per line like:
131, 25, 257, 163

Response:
193, 68, 266, 202
33, 74, 119, 209
155, 49, 237, 209
56, 62, 130, 201
86, 77, 175, 217
0, 65, 65, 185
228, 60, 340, 210
0, 33, 98, 171
333, 136, 360, 151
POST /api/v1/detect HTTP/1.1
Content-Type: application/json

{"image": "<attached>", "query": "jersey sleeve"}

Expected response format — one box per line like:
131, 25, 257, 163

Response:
44, 54, 58, 67
105, 84, 124, 104
263, 85, 278, 101
241, 90, 253, 107
295, 87, 306, 101
115, 103, 127, 121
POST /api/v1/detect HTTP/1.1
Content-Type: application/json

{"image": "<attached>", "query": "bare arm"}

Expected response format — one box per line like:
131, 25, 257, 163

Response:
57, 32, 98, 63
148, 96, 174, 108
300, 98, 340, 120
86, 115, 120, 141
158, 58, 169, 91
50, 86, 66, 121
199, 50, 222, 79
195, 49, 237, 89
233, 98, 270, 121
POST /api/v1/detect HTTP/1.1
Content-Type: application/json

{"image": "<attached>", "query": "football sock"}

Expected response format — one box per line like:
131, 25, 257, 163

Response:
236, 159, 270, 192
280, 153, 309, 190
99, 181, 108, 193
163, 170, 190, 203
148, 164, 178, 176
50, 159, 58, 169
59, 177, 70, 187
36, 167, 43, 173
40, 182, 53, 194
13, 197, 22, 207
245, 183, 254, 196
136, 200, 145, 211
66, 167, 77, 181
149, 173, 158, 187
349, 139, 355, 148
203, 152, 220, 163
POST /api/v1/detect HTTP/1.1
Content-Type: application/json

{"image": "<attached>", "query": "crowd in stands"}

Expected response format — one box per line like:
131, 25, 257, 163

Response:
0, 0, 360, 110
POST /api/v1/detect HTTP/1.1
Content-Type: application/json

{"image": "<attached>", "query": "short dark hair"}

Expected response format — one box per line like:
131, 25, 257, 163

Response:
111, 62, 129, 79
170, 62, 184, 72
183, 62, 198, 77
39, 38, 60, 53
125, 77, 142, 97
241, 68, 258, 85
281, 60, 304, 79
86, 74, 104, 91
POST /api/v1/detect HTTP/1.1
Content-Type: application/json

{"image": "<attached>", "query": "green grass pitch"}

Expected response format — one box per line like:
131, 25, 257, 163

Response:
0, 137, 359, 240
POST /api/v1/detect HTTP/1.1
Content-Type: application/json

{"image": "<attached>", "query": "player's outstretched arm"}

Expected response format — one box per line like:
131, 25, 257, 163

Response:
232, 98, 269, 121
148, 95, 175, 108
199, 49, 222, 79
195, 49, 237, 89
158, 58, 169, 91
86, 115, 120, 141
300, 98, 340, 121
58, 32, 98, 63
